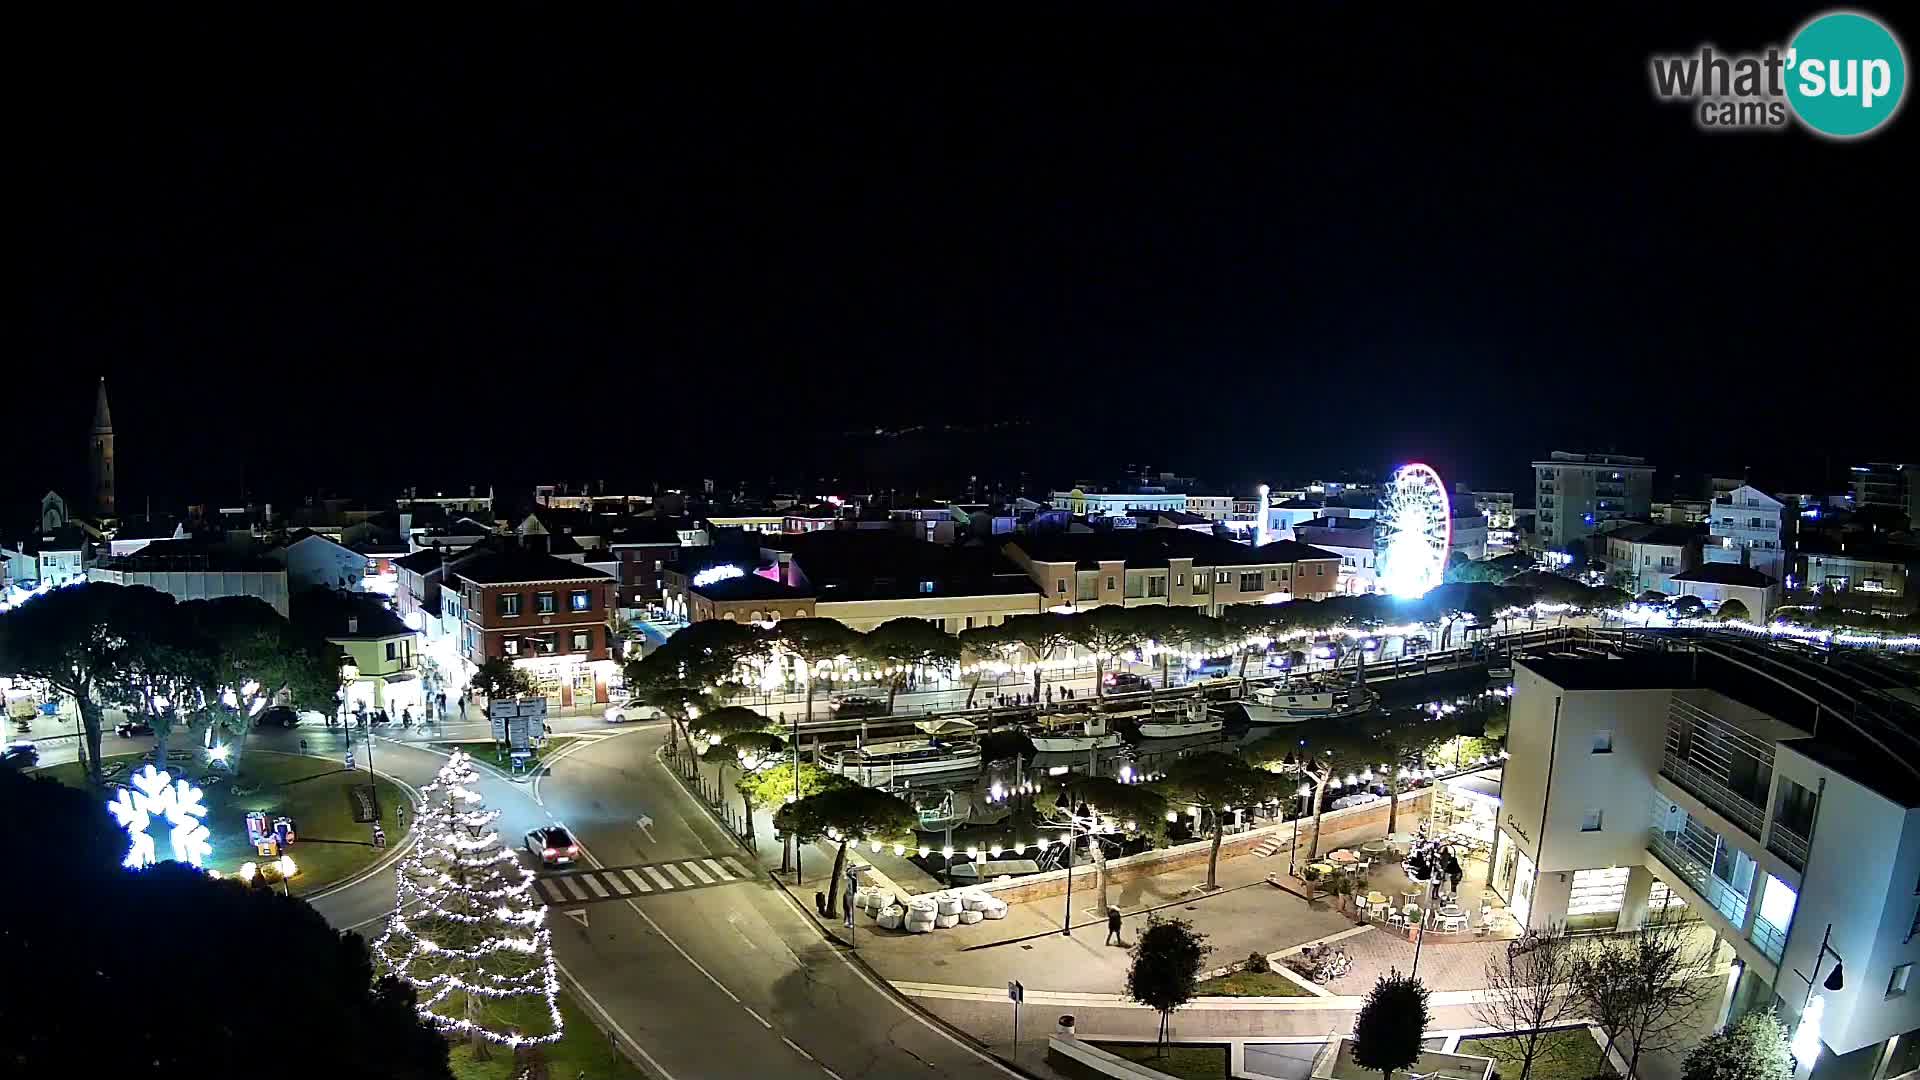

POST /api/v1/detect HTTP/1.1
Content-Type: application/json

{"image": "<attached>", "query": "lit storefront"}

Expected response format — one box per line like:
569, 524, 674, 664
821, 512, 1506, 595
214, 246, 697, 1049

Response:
512, 653, 617, 710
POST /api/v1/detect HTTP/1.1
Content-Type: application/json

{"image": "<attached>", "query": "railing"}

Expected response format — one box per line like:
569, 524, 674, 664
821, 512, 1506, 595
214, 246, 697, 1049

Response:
1661, 757, 1767, 840
1767, 822, 1810, 872
1751, 916, 1789, 964
1647, 831, 1750, 928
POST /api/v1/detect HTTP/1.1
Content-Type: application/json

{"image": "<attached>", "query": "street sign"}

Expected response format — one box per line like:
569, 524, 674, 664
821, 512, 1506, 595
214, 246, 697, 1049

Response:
1007, 980, 1024, 1004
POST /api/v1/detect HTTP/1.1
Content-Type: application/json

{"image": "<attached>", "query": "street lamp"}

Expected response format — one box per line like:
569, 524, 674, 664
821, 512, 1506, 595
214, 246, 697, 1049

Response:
1791, 923, 1846, 1069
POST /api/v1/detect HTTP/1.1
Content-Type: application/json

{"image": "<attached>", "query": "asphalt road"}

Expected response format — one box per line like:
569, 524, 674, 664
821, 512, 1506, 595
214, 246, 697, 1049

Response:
269, 719, 1016, 1080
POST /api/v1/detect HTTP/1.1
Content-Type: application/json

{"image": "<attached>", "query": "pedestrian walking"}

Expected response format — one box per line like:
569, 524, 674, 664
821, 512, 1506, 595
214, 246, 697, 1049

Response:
458, 695, 468, 723
1106, 907, 1124, 946
401, 707, 413, 729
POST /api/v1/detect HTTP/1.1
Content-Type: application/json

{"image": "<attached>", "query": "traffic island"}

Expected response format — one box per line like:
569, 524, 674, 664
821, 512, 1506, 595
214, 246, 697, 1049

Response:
430, 736, 585, 781
445, 988, 647, 1080
35, 749, 412, 895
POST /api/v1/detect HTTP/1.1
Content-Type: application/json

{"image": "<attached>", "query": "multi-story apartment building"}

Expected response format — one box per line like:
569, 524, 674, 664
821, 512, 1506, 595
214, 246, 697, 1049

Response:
1851, 463, 1918, 528
1184, 495, 1234, 522
1533, 450, 1656, 549
453, 545, 617, 709
1704, 485, 1791, 582
87, 539, 289, 616
605, 522, 686, 614
1449, 511, 1490, 562
1499, 644, 1920, 1080
1003, 529, 1341, 614
1293, 517, 1378, 595
1601, 523, 1702, 596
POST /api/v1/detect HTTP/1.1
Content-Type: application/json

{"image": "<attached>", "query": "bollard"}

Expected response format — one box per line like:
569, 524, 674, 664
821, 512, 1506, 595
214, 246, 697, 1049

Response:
1056, 1014, 1076, 1037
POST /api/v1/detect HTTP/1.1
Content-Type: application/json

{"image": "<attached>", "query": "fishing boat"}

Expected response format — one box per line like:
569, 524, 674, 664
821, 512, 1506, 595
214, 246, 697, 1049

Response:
1241, 680, 1378, 724
1026, 712, 1123, 753
825, 737, 982, 785
1137, 699, 1225, 739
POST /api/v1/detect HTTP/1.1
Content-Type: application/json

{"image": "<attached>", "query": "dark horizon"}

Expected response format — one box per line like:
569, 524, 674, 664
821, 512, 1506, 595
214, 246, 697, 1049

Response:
12, 7, 1913, 513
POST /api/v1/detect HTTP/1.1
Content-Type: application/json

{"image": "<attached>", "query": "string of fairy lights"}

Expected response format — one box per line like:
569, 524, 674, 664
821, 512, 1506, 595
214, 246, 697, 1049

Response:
373, 749, 564, 1049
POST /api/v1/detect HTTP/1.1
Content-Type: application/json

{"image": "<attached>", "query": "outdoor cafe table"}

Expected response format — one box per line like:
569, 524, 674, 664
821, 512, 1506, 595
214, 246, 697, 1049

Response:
1360, 839, 1391, 856
1308, 863, 1336, 878
1328, 849, 1361, 866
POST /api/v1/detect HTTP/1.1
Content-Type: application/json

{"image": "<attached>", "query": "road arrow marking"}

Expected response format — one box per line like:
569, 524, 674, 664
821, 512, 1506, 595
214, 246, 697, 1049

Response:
636, 814, 657, 844
564, 908, 590, 928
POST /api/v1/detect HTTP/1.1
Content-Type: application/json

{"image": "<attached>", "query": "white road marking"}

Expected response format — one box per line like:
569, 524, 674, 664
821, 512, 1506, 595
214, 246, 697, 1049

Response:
744, 1005, 773, 1029
643, 866, 675, 890
621, 868, 653, 893
538, 879, 568, 903
564, 908, 590, 928
571, 840, 739, 1005
682, 861, 714, 884
554, 960, 679, 1080
704, 858, 735, 880
722, 856, 753, 878
582, 874, 610, 898
560, 876, 590, 900
605, 871, 632, 895
782, 1036, 813, 1060
821, 1067, 845, 1080
664, 863, 696, 887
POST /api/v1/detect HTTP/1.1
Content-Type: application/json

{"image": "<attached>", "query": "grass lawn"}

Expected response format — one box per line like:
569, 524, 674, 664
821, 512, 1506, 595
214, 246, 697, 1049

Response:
447, 988, 645, 1080
36, 748, 411, 896
1194, 968, 1316, 997
1458, 1028, 1610, 1080
433, 736, 585, 777
1094, 1042, 1230, 1080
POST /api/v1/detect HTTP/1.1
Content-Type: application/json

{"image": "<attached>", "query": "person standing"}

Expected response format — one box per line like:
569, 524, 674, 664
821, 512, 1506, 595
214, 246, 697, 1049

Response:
1106, 906, 1124, 946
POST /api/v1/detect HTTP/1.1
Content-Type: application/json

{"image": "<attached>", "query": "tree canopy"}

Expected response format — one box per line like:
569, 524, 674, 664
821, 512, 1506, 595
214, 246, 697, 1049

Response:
1681, 1011, 1791, 1080
0, 771, 451, 1079
469, 655, 535, 701
1351, 970, 1432, 1080
1126, 916, 1212, 1049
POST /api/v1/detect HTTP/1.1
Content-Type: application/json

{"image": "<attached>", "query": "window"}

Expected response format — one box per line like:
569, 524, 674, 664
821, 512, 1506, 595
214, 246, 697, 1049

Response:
570, 590, 591, 612
1193, 575, 1209, 593
1239, 572, 1262, 592
498, 592, 522, 617
1316, 565, 1324, 576
1281, 568, 1290, 581
503, 638, 520, 656
1581, 809, 1603, 832
1148, 577, 1166, 598
965, 616, 974, 629
1269, 568, 1278, 582
536, 632, 557, 655
1056, 578, 1067, 593
919, 580, 936, 594
1215, 572, 1228, 584
536, 591, 556, 614
1891, 964, 1913, 999
386, 642, 398, 661
1107, 576, 1116, 591
1176, 574, 1185, 586
572, 629, 591, 651
1592, 730, 1613, 754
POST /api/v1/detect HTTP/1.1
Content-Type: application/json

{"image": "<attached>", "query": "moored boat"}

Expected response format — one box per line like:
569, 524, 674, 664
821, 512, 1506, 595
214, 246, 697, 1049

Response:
1136, 700, 1226, 739
825, 738, 982, 785
1026, 712, 1124, 752
1241, 681, 1378, 723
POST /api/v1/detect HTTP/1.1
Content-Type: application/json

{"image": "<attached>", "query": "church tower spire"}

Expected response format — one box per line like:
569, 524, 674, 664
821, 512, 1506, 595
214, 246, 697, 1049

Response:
91, 377, 116, 516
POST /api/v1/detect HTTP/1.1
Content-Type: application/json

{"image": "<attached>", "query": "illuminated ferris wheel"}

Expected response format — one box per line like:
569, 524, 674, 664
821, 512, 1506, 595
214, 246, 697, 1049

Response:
1376, 463, 1453, 598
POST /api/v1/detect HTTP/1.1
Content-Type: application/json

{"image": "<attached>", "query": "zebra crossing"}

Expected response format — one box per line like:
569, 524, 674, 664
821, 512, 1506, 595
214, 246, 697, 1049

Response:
535, 855, 755, 906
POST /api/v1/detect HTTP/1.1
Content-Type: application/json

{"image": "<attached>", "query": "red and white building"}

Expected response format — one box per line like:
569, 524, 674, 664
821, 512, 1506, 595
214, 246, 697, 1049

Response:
453, 545, 617, 709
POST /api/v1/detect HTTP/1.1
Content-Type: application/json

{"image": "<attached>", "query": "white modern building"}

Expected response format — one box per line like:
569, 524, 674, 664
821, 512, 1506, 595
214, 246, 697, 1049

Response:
1497, 643, 1920, 1080
1050, 489, 1187, 517
1705, 486, 1791, 583
1601, 523, 1701, 596
1185, 495, 1234, 522
87, 540, 292, 617
1669, 564, 1782, 621
1448, 511, 1490, 562
1533, 450, 1656, 549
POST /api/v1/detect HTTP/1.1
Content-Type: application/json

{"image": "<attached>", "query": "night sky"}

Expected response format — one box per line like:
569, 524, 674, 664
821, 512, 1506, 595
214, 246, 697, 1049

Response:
13, 6, 1912, 513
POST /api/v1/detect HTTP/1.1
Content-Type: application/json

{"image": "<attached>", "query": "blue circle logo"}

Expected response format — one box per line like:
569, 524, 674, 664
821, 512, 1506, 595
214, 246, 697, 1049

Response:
1786, 11, 1907, 138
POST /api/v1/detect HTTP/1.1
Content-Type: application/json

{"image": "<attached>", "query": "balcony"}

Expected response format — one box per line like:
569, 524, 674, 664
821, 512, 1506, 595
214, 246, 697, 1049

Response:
1661, 698, 1773, 841
1767, 822, 1810, 872
1647, 807, 1752, 929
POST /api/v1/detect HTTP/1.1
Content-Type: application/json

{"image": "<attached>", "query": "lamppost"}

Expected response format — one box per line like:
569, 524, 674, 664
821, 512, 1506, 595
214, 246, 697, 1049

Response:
1790, 923, 1846, 1071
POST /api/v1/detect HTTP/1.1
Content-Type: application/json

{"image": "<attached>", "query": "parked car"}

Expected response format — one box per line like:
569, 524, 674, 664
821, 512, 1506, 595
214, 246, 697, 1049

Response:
525, 825, 578, 867
257, 706, 301, 729
1103, 672, 1152, 694
604, 703, 652, 724
115, 718, 154, 738
1, 741, 38, 768
829, 695, 886, 719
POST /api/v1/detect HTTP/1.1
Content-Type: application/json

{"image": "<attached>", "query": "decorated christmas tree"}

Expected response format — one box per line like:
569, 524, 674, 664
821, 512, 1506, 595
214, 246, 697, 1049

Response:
374, 749, 562, 1058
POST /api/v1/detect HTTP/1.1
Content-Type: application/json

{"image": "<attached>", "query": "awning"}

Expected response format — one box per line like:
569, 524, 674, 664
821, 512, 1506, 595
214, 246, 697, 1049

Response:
1444, 769, 1503, 805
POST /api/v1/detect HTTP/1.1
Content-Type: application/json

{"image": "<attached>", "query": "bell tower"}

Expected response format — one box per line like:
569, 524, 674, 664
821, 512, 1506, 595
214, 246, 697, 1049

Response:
90, 376, 116, 516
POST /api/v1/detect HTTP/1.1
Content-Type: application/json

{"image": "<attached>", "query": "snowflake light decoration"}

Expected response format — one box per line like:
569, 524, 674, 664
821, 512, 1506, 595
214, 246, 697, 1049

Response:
106, 764, 212, 870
